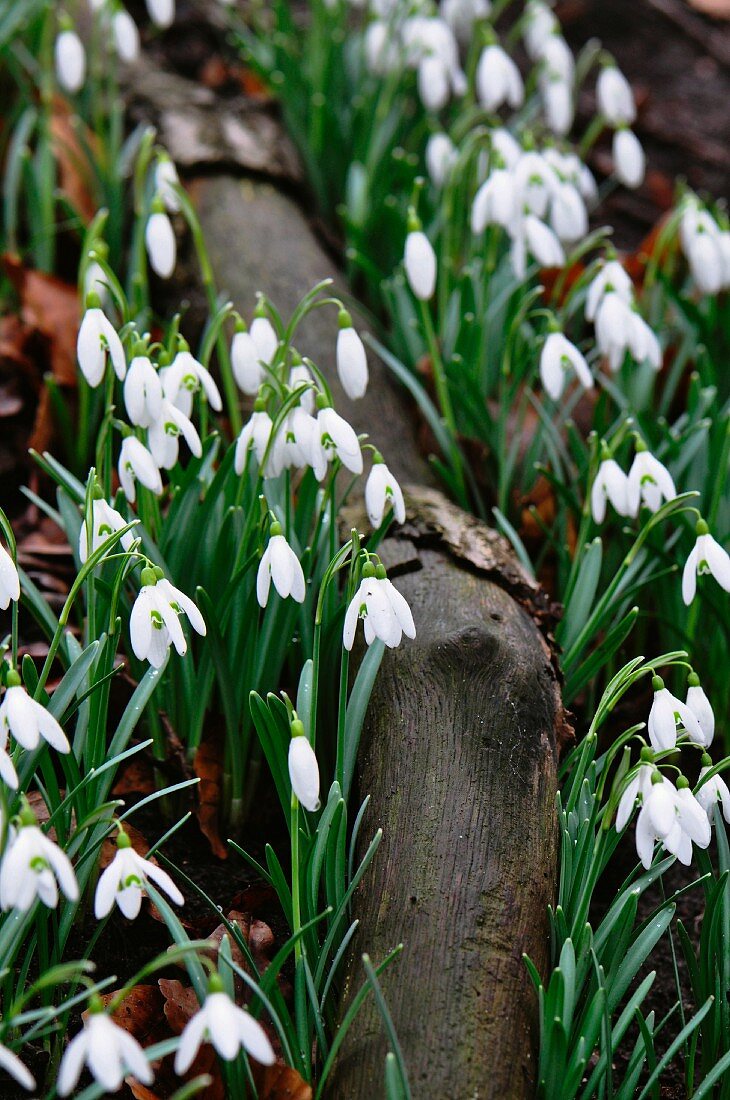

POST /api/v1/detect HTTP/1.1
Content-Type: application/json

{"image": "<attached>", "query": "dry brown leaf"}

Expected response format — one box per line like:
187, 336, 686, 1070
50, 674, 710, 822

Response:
98, 985, 166, 1045
3, 255, 79, 387
193, 732, 228, 859
49, 96, 98, 224
254, 1064, 313, 1100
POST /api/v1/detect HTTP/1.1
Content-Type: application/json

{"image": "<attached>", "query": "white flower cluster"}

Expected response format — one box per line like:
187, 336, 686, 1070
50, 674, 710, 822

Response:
470, 139, 597, 277
679, 196, 730, 296
585, 260, 661, 373
616, 672, 727, 870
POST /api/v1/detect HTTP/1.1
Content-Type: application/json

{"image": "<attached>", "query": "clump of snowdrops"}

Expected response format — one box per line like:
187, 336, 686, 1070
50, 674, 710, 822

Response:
236, 0, 730, 1093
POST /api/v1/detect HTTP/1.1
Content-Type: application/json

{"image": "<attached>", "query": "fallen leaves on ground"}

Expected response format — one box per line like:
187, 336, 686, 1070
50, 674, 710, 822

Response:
49, 96, 99, 224
2, 255, 79, 454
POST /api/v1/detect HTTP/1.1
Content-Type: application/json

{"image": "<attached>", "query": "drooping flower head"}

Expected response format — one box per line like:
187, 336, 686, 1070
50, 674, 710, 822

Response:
288, 717, 320, 813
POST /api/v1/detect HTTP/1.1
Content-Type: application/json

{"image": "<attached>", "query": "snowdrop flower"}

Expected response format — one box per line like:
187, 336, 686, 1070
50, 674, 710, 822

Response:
404, 220, 437, 301
471, 170, 514, 233
491, 127, 522, 170
417, 53, 451, 111
174, 979, 275, 1074
513, 152, 558, 219
0, 1044, 34, 1092
130, 569, 206, 668
594, 292, 635, 372
627, 441, 675, 515
79, 499, 135, 562
289, 363, 316, 413
590, 450, 631, 523
596, 65, 636, 126
145, 208, 176, 279
83, 258, 111, 307
0, 720, 18, 788
118, 437, 163, 503
366, 455, 406, 527
621, 762, 657, 829
77, 299, 126, 386
234, 404, 283, 477
647, 674, 703, 751
0, 673, 70, 753
682, 519, 730, 605
401, 16, 464, 110
148, 399, 202, 469
524, 214, 565, 268
282, 406, 318, 470
145, 0, 174, 28
0, 808, 78, 911
335, 311, 368, 400
475, 44, 524, 113
155, 157, 181, 213
58, 1004, 153, 1095
550, 182, 588, 243
250, 312, 279, 366
441, 0, 491, 43
163, 348, 222, 414
315, 405, 363, 475
257, 523, 306, 607
0, 543, 19, 610
638, 774, 710, 868
541, 78, 574, 137
55, 29, 86, 94
685, 673, 714, 747
124, 355, 163, 427
585, 259, 634, 322
95, 829, 183, 919
696, 754, 730, 823
288, 719, 320, 812
628, 311, 661, 370
425, 132, 457, 187
613, 129, 645, 189
112, 9, 140, 62
523, 0, 558, 59
679, 201, 727, 294
539, 35, 574, 83
364, 21, 399, 76
615, 753, 655, 831
539, 331, 592, 401
343, 563, 416, 650
231, 325, 263, 394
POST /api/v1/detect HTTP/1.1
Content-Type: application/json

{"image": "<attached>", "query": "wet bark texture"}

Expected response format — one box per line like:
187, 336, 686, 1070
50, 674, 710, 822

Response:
329, 490, 563, 1098
125, 55, 565, 1098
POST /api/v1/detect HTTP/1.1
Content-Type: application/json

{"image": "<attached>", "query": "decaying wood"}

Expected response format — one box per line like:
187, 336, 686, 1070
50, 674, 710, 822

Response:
328, 492, 563, 1099
129, 58, 564, 1090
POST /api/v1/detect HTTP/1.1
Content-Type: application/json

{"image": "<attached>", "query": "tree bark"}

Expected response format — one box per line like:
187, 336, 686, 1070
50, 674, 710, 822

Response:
329, 489, 564, 1099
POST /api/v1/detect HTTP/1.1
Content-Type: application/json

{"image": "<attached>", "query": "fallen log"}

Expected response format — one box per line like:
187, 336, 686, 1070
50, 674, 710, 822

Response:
130, 61, 566, 1092
330, 488, 564, 1098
